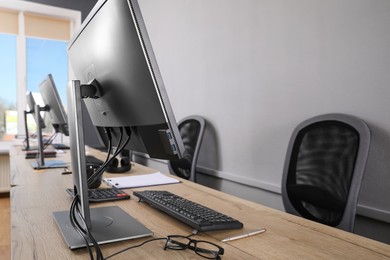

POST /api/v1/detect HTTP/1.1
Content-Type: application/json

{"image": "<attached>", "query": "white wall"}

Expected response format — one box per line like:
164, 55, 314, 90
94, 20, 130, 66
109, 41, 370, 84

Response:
137, 0, 390, 242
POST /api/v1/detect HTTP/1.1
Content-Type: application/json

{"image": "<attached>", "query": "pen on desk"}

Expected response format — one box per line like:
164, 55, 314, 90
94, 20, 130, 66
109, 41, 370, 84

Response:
221, 228, 266, 242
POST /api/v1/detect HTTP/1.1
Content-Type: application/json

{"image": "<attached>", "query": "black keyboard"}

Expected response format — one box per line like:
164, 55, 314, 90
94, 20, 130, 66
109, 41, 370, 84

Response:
85, 155, 104, 166
52, 143, 70, 150
66, 187, 130, 203
134, 190, 243, 232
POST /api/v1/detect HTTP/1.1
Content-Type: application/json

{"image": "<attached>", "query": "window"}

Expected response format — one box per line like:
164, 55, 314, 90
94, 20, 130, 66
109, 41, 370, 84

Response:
0, 33, 17, 140
0, 2, 81, 141
26, 38, 68, 134
26, 38, 68, 102
0, 8, 18, 140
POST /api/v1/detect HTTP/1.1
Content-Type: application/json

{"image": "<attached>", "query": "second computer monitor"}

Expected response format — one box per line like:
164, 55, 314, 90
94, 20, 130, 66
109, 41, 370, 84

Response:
39, 74, 69, 136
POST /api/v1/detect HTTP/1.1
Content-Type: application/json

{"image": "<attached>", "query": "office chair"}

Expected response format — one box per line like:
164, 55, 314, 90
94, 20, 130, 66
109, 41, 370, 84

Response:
281, 113, 371, 232
169, 115, 206, 182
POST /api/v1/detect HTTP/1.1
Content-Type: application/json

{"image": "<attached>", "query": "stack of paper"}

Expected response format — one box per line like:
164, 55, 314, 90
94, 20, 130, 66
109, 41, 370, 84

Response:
103, 172, 180, 189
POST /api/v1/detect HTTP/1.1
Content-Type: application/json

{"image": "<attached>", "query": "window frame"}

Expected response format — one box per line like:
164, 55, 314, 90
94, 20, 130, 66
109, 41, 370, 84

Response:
0, 1, 81, 136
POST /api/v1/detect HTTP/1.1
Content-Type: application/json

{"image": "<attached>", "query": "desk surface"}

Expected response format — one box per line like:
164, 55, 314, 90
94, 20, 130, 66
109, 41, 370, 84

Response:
9, 145, 390, 259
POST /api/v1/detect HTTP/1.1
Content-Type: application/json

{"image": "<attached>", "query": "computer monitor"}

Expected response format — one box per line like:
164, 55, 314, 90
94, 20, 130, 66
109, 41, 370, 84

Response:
25, 91, 66, 169
39, 74, 69, 136
26, 91, 46, 130
39, 73, 105, 149
24, 91, 46, 150
53, 0, 185, 250
24, 92, 43, 150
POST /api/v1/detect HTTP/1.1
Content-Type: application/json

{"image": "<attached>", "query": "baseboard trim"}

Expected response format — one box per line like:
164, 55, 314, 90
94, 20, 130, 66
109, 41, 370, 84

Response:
197, 165, 281, 194
356, 204, 390, 224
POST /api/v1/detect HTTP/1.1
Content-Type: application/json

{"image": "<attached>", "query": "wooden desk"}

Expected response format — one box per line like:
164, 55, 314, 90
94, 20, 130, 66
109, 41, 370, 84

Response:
10, 145, 390, 259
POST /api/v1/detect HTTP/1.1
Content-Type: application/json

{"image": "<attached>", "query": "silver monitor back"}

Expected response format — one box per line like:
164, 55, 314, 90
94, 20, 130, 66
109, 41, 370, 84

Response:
68, 0, 185, 161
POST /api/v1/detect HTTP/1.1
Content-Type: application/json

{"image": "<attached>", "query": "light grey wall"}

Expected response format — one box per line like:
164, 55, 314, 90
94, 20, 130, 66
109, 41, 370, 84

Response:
137, 0, 390, 243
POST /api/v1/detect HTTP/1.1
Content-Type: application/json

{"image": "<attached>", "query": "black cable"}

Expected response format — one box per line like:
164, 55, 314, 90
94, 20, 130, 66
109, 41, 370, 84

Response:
88, 127, 131, 187
76, 126, 132, 259
43, 132, 57, 150
87, 127, 123, 186
104, 237, 167, 259
74, 200, 104, 259
71, 127, 132, 259
33, 131, 58, 166
87, 129, 113, 187
69, 196, 94, 259
69, 194, 105, 260
104, 231, 195, 259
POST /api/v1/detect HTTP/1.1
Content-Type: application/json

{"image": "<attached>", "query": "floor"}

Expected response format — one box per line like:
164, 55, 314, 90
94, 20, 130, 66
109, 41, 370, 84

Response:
0, 194, 10, 260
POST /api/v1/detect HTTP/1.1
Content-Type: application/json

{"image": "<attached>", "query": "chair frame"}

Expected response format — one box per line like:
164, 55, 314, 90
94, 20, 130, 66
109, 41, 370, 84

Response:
169, 115, 206, 182
281, 113, 371, 232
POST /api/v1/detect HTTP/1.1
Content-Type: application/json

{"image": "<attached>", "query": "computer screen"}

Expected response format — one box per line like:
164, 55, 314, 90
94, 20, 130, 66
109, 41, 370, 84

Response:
53, 0, 185, 251
39, 74, 69, 136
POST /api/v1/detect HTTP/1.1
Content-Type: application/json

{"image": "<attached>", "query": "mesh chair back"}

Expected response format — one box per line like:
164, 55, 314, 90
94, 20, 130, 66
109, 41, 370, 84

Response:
169, 116, 205, 182
282, 114, 371, 232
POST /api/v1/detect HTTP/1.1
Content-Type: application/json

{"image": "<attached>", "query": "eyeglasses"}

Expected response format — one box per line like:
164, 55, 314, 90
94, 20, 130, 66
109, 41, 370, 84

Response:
164, 235, 224, 259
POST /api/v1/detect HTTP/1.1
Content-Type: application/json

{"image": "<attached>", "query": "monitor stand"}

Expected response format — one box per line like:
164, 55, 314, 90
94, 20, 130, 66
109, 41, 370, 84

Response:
31, 160, 68, 169
53, 206, 153, 249
53, 80, 152, 250
31, 104, 67, 169
23, 110, 32, 151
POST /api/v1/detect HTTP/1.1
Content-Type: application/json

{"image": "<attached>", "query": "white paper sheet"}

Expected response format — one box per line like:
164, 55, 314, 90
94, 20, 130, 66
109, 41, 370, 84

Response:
103, 172, 180, 189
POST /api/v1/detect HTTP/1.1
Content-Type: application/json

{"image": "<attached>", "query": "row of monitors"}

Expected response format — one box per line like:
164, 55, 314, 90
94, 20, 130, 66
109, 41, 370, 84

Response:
25, 74, 104, 149
26, 73, 183, 159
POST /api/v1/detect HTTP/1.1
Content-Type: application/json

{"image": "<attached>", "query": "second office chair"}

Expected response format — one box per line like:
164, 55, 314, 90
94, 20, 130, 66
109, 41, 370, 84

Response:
169, 115, 206, 182
281, 113, 371, 232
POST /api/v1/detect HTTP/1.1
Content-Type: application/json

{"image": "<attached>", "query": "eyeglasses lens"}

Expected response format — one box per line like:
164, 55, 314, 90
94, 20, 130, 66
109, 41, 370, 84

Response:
165, 236, 190, 250
195, 241, 222, 259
